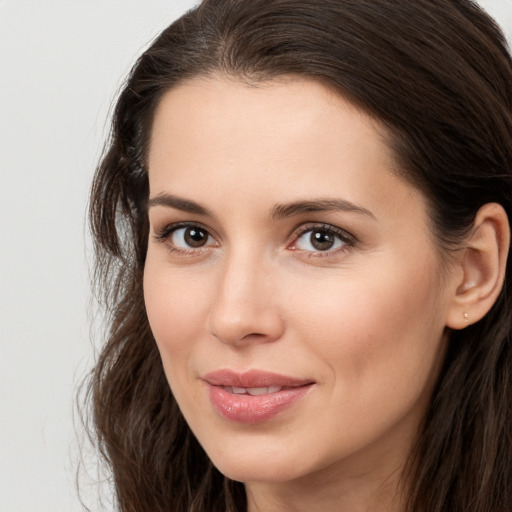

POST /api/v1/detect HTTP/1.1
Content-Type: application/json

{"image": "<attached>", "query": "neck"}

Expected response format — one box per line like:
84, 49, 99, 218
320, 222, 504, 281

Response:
244, 427, 416, 512
246, 463, 407, 512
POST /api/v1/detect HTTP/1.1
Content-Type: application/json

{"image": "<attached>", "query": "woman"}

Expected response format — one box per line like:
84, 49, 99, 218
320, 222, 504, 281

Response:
88, 0, 512, 511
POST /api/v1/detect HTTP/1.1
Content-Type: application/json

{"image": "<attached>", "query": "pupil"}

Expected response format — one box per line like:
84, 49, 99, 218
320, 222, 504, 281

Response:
185, 227, 207, 248
311, 231, 334, 251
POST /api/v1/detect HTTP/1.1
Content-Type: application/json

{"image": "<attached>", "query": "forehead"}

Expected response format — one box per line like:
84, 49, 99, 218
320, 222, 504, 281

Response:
147, 77, 428, 227
149, 76, 385, 147
150, 78, 390, 182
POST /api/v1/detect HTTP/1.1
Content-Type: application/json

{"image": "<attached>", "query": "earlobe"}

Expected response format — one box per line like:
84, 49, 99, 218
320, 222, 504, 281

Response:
446, 203, 510, 330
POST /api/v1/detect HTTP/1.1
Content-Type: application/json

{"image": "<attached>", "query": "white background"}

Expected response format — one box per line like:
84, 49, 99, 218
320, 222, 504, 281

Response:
0, 1, 510, 511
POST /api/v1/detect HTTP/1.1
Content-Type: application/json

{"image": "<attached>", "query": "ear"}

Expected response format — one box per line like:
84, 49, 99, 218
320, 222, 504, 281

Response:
446, 203, 510, 330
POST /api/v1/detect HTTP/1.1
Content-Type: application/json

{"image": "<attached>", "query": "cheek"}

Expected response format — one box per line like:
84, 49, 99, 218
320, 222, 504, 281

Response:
278, 261, 448, 458
143, 262, 217, 424
285, 258, 446, 388
143, 262, 210, 366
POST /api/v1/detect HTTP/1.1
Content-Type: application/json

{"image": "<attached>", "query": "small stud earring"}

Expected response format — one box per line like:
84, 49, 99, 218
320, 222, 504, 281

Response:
463, 312, 469, 324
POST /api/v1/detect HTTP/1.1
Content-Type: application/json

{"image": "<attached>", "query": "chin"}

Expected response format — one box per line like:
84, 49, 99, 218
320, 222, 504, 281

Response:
202, 439, 319, 484
213, 458, 304, 484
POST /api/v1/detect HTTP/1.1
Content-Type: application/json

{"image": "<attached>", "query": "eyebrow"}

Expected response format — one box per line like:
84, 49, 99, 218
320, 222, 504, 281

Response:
147, 193, 212, 216
270, 198, 376, 220
147, 193, 375, 220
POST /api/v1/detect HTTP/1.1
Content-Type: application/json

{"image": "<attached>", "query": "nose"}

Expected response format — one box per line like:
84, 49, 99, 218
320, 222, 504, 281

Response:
207, 251, 285, 346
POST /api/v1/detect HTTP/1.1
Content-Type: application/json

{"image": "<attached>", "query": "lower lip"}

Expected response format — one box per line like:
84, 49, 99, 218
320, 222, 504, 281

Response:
207, 384, 312, 424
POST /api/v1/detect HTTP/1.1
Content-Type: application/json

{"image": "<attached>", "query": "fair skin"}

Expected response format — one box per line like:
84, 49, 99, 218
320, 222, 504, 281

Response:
143, 77, 508, 512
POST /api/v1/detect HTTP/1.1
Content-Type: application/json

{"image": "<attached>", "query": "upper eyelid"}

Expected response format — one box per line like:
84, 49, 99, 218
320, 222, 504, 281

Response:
153, 221, 217, 240
294, 223, 345, 234
290, 222, 355, 241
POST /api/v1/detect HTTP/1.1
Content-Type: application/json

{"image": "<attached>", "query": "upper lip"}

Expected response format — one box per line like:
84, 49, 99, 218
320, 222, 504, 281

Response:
203, 369, 314, 388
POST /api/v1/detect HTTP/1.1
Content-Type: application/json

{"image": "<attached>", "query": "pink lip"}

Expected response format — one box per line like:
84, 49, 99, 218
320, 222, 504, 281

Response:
203, 369, 315, 424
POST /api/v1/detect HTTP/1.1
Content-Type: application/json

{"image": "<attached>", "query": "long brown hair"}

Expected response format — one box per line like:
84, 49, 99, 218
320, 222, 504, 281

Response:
86, 1, 512, 510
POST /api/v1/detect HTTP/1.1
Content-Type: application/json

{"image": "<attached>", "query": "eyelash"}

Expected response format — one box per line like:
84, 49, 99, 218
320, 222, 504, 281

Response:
153, 221, 356, 258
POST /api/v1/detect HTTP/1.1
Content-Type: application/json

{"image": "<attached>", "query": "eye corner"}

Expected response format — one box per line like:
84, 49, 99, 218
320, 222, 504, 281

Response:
152, 224, 172, 243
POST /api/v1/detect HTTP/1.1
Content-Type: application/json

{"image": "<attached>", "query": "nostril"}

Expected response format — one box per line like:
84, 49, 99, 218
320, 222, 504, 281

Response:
208, 308, 285, 346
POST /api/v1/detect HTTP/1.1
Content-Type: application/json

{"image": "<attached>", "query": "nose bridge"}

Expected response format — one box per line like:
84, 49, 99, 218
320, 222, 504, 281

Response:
208, 244, 283, 345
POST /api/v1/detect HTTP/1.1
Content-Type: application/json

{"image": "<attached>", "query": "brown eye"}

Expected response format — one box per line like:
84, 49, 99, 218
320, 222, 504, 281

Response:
169, 225, 214, 249
294, 226, 349, 253
184, 227, 209, 247
310, 231, 336, 251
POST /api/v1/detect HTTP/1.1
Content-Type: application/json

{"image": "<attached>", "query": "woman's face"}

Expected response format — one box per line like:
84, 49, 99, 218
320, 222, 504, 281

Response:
144, 77, 456, 485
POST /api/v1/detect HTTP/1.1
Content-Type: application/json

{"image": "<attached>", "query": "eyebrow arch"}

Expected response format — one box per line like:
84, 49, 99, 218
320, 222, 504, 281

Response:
271, 198, 376, 220
147, 193, 212, 216
147, 193, 375, 221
